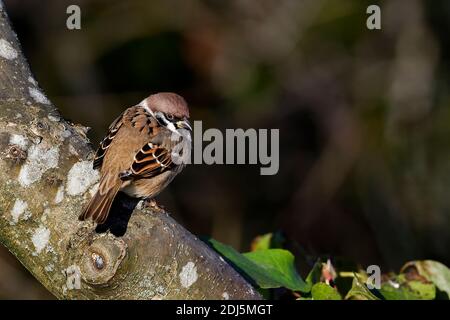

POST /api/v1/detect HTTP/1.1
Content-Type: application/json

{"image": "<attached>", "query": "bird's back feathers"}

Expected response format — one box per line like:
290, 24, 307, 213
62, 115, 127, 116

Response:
79, 96, 190, 224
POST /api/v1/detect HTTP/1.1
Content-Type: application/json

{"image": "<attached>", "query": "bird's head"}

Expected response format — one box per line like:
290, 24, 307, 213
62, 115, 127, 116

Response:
139, 92, 192, 134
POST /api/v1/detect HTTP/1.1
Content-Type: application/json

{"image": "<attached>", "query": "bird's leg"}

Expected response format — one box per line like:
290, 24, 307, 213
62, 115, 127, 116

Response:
144, 198, 165, 213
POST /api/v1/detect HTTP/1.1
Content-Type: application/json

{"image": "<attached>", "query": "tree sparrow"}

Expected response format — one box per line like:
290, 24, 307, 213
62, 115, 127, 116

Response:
79, 92, 192, 224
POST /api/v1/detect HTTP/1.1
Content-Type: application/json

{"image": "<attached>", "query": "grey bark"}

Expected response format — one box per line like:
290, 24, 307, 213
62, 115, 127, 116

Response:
0, 2, 260, 300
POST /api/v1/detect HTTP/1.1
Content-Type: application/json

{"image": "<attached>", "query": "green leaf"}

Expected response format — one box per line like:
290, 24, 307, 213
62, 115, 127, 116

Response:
243, 249, 309, 292
207, 238, 310, 292
345, 274, 379, 300
250, 232, 285, 251
311, 283, 341, 300
306, 261, 323, 286
402, 260, 450, 299
379, 274, 436, 300
380, 281, 435, 300
250, 233, 272, 251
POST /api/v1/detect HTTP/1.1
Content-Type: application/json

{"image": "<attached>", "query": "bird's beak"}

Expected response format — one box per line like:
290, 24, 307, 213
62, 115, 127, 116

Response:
176, 120, 192, 131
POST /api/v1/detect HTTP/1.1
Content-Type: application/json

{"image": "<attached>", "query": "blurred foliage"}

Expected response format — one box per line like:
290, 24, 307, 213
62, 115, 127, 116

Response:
208, 233, 450, 300
1, 0, 450, 299
207, 238, 309, 292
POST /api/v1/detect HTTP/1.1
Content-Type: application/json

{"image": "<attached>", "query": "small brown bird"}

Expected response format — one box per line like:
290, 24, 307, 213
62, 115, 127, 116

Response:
79, 92, 192, 224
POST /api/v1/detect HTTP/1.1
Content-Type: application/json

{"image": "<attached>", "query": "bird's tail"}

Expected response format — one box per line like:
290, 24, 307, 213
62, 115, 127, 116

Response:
78, 182, 121, 225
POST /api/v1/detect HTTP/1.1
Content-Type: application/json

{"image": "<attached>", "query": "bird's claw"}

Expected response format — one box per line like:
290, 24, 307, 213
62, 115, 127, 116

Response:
144, 199, 165, 213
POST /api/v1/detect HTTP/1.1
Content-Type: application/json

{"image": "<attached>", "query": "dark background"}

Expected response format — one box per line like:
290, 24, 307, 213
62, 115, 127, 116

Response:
1, 0, 450, 299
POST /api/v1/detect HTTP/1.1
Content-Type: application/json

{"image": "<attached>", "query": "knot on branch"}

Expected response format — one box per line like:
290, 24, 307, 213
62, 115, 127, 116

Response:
6, 144, 27, 163
68, 228, 128, 287
0, 132, 28, 164
80, 233, 127, 286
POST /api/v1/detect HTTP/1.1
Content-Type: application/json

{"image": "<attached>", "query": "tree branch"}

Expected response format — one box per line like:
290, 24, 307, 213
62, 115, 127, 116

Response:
0, 2, 260, 300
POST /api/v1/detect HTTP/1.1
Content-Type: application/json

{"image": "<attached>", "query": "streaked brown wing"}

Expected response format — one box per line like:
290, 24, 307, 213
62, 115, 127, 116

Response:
125, 142, 176, 179
93, 112, 124, 169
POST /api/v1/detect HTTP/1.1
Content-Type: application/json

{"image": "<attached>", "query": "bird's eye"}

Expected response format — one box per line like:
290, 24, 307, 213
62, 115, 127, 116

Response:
166, 113, 174, 121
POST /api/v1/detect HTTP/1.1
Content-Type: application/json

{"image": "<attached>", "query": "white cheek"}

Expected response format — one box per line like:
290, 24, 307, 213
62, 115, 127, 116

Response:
167, 122, 179, 134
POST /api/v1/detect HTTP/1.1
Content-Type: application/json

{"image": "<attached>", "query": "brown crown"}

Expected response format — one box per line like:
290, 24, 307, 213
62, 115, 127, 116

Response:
144, 92, 189, 119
